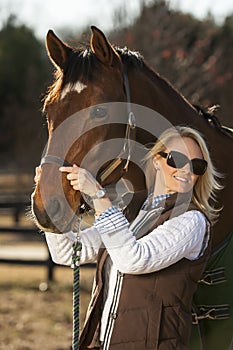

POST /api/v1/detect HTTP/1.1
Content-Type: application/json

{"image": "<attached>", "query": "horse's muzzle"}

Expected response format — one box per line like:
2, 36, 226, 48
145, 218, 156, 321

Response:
31, 193, 77, 233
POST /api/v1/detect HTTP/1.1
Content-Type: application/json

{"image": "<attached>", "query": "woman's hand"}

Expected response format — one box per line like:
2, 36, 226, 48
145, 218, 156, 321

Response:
59, 164, 112, 215
59, 164, 101, 197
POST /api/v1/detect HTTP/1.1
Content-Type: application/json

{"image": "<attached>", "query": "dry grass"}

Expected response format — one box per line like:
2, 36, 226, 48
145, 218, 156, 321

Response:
0, 264, 95, 350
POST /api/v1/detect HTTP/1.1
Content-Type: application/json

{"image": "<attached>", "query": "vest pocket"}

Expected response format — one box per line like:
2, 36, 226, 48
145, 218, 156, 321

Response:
158, 305, 190, 349
159, 305, 181, 340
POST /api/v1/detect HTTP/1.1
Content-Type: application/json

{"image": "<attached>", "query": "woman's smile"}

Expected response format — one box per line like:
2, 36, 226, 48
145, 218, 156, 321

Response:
174, 175, 190, 183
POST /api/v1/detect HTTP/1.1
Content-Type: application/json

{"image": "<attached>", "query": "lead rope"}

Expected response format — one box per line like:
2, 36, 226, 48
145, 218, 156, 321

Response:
71, 218, 82, 350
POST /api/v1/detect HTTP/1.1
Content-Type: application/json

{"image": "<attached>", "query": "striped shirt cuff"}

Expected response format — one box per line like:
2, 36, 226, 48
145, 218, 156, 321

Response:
94, 206, 129, 234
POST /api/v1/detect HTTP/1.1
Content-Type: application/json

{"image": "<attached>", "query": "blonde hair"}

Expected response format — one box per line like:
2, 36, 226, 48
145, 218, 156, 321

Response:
145, 126, 223, 223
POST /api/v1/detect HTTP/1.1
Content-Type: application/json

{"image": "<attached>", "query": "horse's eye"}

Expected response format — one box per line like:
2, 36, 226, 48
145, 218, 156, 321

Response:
91, 106, 107, 119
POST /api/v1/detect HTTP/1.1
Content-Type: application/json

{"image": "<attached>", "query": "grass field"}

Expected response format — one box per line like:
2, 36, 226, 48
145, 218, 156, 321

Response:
0, 264, 95, 350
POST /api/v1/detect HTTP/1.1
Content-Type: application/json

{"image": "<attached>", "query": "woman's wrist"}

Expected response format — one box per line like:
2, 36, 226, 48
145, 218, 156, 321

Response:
93, 196, 113, 216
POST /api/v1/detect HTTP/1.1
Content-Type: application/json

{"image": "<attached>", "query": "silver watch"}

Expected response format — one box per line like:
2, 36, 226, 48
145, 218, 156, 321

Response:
91, 188, 106, 199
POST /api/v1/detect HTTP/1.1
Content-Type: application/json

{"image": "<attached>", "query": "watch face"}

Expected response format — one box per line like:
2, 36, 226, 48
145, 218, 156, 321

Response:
96, 189, 106, 198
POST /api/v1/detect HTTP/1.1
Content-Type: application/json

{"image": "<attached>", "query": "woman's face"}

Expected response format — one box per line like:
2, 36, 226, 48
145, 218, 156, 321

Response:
154, 136, 203, 195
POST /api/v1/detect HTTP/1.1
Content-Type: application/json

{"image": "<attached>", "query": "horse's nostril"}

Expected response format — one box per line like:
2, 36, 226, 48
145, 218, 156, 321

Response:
51, 198, 60, 215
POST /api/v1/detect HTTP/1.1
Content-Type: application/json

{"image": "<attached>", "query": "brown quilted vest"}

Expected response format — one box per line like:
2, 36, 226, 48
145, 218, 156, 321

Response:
80, 192, 211, 350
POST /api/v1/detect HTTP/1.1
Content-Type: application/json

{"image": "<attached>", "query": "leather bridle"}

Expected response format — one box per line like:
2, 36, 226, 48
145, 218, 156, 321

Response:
40, 64, 136, 185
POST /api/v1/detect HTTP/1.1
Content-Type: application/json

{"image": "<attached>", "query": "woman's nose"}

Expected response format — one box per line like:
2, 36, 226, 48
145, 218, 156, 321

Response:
179, 163, 192, 174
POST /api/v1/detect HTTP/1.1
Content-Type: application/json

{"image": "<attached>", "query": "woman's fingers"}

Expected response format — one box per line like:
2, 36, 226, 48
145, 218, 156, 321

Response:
59, 166, 77, 173
60, 165, 82, 190
59, 164, 100, 196
59, 165, 79, 180
70, 179, 79, 186
67, 173, 78, 180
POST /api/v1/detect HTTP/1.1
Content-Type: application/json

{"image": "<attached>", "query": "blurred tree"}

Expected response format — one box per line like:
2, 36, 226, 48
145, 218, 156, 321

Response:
0, 15, 49, 170
110, 0, 233, 127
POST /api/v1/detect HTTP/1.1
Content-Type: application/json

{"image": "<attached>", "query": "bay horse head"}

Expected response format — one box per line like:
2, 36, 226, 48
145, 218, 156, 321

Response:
31, 26, 151, 233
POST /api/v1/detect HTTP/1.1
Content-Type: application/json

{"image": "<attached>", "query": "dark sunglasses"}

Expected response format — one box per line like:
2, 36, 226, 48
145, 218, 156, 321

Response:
158, 151, 207, 175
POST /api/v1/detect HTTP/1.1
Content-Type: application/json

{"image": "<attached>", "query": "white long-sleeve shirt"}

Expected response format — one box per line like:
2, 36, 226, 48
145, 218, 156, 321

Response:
45, 204, 207, 342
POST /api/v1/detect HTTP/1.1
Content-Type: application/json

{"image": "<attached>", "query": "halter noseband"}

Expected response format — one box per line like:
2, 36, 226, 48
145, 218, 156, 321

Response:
40, 64, 136, 184
40, 155, 72, 167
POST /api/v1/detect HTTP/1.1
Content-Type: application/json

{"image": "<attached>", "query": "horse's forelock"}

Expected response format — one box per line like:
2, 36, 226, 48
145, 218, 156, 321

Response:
43, 44, 146, 111
43, 46, 99, 109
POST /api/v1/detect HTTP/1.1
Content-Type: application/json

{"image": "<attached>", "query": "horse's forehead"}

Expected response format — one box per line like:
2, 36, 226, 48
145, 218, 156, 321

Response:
46, 61, 126, 128
61, 81, 87, 100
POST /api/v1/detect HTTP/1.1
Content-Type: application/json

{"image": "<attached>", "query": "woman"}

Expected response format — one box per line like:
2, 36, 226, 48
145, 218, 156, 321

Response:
42, 126, 222, 350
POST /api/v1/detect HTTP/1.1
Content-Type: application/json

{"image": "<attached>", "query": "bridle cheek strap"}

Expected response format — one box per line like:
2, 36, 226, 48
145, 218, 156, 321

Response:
98, 65, 137, 183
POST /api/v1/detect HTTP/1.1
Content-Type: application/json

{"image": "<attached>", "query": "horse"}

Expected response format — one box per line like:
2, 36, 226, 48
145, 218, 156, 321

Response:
31, 26, 233, 349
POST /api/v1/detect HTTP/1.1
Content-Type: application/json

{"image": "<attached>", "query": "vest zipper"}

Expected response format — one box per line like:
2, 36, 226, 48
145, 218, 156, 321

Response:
102, 271, 124, 350
133, 207, 163, 238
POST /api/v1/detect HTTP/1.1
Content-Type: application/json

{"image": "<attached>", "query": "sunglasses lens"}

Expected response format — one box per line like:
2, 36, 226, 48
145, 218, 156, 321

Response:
192, 159, 207, 175
167, 151, 207, 175
167, 151, 188, 169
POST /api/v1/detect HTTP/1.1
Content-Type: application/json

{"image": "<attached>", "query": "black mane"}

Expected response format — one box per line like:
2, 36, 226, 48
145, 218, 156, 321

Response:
115, 46, 145, 68
63, 45, 145, 86
194, 105, 233, 139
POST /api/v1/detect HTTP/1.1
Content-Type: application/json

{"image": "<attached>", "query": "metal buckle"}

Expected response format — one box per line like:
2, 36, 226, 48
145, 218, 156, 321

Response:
198, 267, 226, 285
192, 304, 230, 324
128, 111, 136, 129
192, 312, 199, 325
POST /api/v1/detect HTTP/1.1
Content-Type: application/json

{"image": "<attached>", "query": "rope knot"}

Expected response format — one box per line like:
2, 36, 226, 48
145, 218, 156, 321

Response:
71, 239, 82, 268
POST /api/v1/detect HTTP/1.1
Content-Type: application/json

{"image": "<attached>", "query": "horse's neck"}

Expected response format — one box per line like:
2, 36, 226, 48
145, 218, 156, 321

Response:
130, 67, 197, 124
129, 66, 231, 157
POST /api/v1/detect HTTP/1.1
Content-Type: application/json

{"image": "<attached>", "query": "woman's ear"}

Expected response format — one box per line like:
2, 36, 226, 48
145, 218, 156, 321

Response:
153, 156, 160, 171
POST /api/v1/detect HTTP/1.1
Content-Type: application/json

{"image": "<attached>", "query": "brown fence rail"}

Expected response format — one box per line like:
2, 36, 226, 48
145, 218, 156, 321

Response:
0, 224, 60, 281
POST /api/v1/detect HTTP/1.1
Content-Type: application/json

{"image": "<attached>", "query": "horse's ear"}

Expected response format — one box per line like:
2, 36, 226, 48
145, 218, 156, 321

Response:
46, 30, 72, 69
90, 26, 120, 66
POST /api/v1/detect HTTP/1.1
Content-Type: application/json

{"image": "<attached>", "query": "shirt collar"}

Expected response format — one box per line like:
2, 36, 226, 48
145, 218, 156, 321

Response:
142, 193, 172, 210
